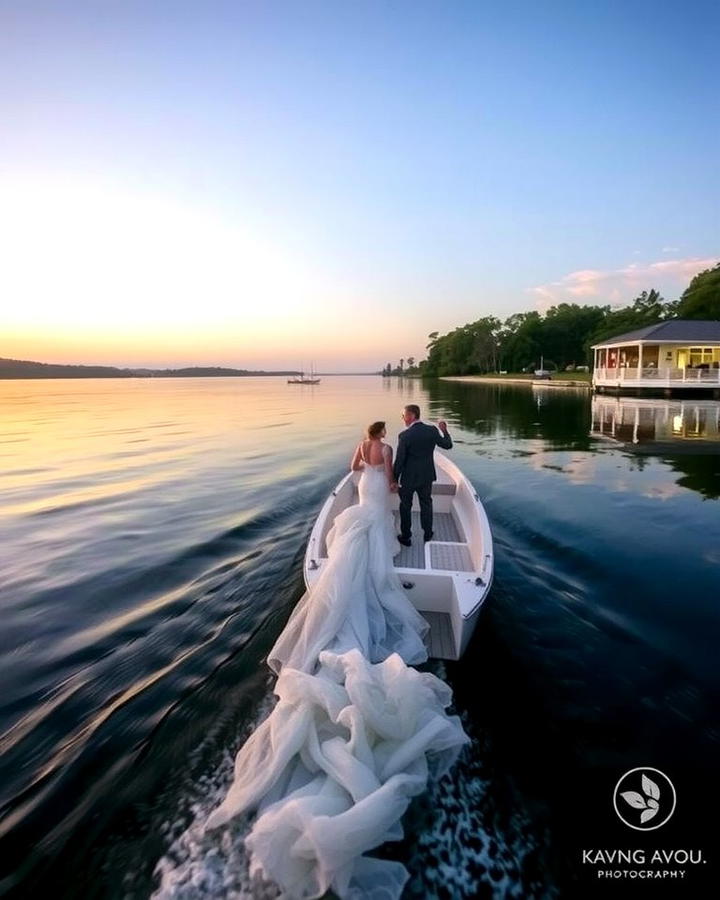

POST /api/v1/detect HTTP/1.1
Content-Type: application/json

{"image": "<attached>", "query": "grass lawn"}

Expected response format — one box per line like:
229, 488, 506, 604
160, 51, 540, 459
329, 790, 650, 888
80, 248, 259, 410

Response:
467, 371, 592, 382
545, 371, 591, 382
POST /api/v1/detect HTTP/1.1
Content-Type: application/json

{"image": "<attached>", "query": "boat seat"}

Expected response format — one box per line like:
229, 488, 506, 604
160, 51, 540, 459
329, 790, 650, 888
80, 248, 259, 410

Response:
432, 469, 456, 495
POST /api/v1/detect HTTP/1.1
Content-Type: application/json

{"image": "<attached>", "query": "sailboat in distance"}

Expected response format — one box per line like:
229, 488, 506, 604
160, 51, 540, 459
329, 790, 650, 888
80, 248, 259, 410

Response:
288, 363, 321, 385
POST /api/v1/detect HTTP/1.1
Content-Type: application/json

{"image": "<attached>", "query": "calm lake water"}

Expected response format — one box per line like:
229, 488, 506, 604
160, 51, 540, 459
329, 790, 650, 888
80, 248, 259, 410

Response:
1, 376, 718, 898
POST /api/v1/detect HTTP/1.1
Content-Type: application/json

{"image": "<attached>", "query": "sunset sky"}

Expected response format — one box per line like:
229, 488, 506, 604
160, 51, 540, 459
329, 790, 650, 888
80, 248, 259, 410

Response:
1, 1, 718, 371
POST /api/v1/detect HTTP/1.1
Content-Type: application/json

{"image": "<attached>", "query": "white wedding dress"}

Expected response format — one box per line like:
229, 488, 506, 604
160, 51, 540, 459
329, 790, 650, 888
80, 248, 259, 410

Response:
205, 447, 469, 899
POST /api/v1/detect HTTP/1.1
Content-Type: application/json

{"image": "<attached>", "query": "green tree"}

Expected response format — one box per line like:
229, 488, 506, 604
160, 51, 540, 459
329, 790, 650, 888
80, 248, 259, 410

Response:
422, 317, 501, 376
499, 311, 543, 371
632, 288, 667, 319
675, 264, 720, 319
541, 303, 608, 368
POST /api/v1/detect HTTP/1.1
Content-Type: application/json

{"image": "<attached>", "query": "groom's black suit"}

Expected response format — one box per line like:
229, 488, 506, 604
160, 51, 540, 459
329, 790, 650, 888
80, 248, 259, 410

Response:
393, 421, 452, 542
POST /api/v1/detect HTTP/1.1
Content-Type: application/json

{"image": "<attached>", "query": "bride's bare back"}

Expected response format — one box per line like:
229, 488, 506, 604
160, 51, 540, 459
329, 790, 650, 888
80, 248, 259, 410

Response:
351, 439, 394, 485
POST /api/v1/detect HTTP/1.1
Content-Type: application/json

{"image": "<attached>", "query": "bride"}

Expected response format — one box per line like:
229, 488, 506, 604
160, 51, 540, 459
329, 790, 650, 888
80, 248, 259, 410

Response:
205, 421, 469, 899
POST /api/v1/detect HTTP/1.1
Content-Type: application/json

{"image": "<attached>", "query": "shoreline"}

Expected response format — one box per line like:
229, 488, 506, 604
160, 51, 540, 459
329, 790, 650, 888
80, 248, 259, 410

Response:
440, 376, 591, 388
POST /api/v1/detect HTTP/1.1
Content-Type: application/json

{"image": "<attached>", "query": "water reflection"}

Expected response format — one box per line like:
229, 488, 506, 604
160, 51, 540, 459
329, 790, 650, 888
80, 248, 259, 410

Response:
425, 379, 592, 447
590, 396, 720, 501
424, 379, 720, 501
591, 395, 720, 446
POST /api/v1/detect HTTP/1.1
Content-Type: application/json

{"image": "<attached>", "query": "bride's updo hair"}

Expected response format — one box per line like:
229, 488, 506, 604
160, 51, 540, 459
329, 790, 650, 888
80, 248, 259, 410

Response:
366, 421, 385, 439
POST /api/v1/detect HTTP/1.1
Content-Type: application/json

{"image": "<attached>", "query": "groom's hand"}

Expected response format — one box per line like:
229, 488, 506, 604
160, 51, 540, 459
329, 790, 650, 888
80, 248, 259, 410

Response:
437, 420, 448, 433
390, 481, 399, 493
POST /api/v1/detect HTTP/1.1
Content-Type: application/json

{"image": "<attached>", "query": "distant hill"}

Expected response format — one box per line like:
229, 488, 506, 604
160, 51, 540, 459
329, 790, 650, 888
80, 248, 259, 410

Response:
0, 357, 299, 379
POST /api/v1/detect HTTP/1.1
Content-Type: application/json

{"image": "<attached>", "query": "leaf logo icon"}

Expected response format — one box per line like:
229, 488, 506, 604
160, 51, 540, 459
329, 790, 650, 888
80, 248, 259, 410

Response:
613, 767, 675, 831
620, 773, 661, 823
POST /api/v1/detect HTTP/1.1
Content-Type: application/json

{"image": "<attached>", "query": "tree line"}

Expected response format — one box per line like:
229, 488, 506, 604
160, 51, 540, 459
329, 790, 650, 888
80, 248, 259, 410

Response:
381, 357, 419, 376
0, 358, 299, 379
411, 263, 720, 377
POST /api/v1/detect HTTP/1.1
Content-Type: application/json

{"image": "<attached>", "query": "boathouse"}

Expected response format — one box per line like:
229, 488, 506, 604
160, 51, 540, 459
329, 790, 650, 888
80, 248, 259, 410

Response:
592, 320, 720, 393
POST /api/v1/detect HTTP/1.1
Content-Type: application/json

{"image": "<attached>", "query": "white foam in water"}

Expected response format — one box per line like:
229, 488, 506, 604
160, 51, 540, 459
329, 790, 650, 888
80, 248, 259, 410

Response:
151, 694, 281, 900
400, 691, 558, 900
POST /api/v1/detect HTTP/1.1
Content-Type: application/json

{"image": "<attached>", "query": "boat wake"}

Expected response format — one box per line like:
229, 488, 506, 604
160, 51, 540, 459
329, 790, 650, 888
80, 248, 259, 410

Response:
154, 470, 471, 899
146, 455, 506, 899
151, 693, 281, 899
150, 677, 552, 900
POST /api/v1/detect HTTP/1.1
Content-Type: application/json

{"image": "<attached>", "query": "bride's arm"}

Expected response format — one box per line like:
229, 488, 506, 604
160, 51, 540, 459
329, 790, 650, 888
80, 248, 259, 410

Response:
383, 443, 394, 487
351, 443, 363, 471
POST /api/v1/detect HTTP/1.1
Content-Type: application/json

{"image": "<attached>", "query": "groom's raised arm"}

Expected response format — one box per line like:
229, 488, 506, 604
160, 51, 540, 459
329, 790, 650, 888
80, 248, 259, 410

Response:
393, 432, 406, 482
435, 421, 452, 450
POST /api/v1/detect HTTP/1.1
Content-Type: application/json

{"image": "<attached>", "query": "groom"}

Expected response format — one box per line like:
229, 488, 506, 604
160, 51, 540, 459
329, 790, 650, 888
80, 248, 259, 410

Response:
391, 404, 452, 546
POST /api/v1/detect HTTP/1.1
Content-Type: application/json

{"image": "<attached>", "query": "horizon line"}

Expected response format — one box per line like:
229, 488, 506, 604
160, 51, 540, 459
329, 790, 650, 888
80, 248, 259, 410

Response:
0, 355, 383, 377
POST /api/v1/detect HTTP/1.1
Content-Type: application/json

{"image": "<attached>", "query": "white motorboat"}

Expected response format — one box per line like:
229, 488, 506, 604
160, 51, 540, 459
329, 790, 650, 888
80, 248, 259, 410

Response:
303, 452, 493, 660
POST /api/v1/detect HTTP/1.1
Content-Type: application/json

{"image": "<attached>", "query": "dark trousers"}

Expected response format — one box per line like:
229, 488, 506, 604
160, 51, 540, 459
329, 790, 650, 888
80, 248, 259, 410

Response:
398, 482, 433, 539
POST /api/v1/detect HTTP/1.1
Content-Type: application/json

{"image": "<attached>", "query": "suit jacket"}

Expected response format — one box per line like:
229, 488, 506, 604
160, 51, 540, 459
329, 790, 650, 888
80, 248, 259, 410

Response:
393, 421, 452, 488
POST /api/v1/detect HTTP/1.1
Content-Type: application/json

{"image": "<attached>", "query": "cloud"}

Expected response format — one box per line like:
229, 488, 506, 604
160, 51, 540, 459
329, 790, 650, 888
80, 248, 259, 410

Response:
528, 256, 719, 311
642, 483, 688, 501
661, 246, 680, 253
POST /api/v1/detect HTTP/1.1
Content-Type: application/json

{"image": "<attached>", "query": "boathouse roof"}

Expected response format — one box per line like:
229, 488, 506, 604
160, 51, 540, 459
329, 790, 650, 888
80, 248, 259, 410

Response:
592, 320, 720, 347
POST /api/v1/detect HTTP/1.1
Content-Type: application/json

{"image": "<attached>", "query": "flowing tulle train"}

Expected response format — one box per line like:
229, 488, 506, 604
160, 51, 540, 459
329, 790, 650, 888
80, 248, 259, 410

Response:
205, 466, 469, 898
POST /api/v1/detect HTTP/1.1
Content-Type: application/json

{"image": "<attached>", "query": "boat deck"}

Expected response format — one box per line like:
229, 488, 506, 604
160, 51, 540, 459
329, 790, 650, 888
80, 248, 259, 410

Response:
420, 610, 455, 659
393, 511, 473, 572
345, 469, 476, 575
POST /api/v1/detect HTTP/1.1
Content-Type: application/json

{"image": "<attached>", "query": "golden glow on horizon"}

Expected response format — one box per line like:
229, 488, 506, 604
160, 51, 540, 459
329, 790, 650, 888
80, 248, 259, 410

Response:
0, 175, 401, 368
0, 176, 308, 327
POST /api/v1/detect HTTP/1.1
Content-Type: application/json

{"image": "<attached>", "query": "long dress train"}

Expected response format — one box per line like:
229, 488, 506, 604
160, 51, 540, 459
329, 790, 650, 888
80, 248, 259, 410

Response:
205, 455, 469, 899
